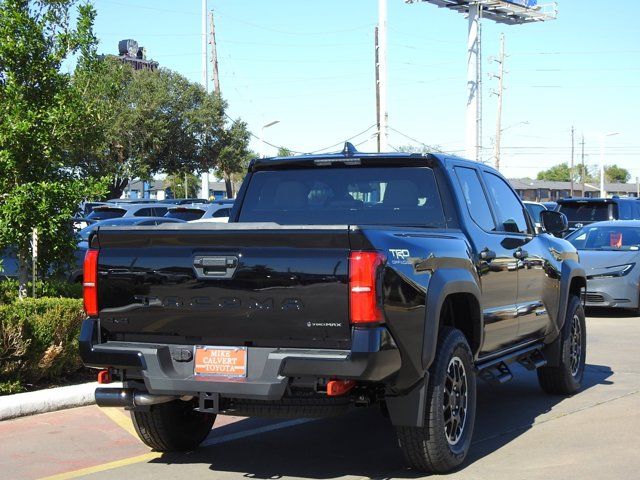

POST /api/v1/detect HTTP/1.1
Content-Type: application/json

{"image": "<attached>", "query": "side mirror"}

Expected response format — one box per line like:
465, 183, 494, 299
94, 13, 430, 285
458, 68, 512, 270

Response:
540, 210, 568, 235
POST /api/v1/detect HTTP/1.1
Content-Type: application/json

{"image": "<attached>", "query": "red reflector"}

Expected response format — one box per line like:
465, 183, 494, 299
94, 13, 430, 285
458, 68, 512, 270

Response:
83, 249, 99, 317
97, 370, 112, 384
326, 379, 356, 396
349, 251, 385, 324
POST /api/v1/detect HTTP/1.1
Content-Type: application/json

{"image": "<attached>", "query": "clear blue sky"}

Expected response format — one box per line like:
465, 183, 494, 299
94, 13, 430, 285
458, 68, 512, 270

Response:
88, 0, 640, 182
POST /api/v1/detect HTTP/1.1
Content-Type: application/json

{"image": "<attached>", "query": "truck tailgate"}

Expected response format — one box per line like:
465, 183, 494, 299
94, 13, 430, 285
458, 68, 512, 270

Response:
95, 224, 351, 349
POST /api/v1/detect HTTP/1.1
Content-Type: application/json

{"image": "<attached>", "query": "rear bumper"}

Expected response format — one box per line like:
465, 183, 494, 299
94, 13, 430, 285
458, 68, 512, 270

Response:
79, 319, 401, 400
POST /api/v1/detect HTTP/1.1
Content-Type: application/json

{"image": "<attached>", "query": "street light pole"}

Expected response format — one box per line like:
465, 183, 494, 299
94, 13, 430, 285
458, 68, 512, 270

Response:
599, 132, 620, 198
260, 120, 280, 158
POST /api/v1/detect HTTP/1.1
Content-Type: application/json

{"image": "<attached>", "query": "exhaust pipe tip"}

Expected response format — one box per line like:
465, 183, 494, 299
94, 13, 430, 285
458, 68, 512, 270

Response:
95, 387, 135, 408
95, 388, 179, 408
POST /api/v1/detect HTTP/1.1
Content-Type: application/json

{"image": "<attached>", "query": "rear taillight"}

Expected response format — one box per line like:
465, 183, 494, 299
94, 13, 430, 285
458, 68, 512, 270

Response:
83, 249, 99, 317
349, 251, 386, 324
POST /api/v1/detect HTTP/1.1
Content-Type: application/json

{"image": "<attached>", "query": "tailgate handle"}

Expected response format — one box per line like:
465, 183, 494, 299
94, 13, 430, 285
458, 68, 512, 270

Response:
193, 256, 238, 279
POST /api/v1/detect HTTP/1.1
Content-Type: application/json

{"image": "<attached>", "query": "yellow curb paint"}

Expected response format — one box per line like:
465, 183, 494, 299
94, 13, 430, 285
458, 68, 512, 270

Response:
99, 407, 139, 440
37, 452, 161, 480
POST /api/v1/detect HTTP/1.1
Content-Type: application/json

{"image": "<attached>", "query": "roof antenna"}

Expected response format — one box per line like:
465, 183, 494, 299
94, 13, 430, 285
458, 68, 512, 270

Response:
342, 142, 358, 157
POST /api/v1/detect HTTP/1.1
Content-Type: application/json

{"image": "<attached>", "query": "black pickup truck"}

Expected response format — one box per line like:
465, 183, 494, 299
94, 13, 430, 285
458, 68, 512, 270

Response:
80, 145, 586, 473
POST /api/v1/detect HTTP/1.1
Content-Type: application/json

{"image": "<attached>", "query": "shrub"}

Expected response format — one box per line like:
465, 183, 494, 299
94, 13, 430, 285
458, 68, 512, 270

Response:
0, 279, 82, 305
0, 297, 85, 394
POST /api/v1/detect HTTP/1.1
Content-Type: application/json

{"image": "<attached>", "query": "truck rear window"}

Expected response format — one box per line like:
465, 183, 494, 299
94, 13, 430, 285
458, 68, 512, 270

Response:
238, 167, 446, 227
559, 202, 612, 222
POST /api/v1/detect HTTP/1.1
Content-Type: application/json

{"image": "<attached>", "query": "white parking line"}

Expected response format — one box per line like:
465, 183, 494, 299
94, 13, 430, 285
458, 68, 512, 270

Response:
201, 418, 317, 447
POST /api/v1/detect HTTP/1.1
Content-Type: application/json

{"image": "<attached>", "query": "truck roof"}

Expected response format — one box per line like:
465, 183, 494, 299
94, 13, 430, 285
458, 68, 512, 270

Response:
250, 142, 484, 172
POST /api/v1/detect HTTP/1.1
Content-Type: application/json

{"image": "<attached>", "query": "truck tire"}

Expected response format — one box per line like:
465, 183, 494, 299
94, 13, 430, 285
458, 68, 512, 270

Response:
395, 327, 477, 473
537, 295, 586, 395
130, 399, 215, 452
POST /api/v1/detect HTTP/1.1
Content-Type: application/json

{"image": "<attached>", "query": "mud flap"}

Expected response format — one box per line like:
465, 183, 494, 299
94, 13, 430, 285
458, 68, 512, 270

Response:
543, 333, 562, 367
385, 374, 429, 427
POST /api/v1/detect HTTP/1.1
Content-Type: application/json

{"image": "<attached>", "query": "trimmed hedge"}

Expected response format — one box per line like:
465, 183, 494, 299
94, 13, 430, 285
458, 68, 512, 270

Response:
0, 279, 82, 305
0, 297, 85, 394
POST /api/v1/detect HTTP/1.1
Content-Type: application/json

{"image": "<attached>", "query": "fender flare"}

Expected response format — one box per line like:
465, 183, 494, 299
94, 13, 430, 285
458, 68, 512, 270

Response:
555, 259, 586, 333
422, 268, 482, 371
387, 268, 481, 428
544, 260, 585, 367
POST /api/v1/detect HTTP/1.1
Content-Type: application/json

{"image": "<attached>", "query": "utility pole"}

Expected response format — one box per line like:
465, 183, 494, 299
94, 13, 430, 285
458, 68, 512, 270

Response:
201, 0, 208, 92
374, 27, 381, 152
581, 134, 585, 196
570, 126, 575, 196
200, 0, 209, 199
377, 0, 388, 152
493, 33, 505, 170
209, 10, 220, 94
466, 4, 482, 161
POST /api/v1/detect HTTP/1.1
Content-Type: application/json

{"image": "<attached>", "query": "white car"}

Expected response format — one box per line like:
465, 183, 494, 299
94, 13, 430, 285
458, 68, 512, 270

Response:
164, 201, 233, 222
86, 203, 170, 223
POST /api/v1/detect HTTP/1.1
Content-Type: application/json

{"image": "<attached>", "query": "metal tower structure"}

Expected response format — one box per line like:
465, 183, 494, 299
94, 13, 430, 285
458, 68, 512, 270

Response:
406, 1, 557, 162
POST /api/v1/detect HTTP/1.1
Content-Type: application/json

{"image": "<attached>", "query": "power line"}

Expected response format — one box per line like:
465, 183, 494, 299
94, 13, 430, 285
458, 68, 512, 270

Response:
306, 125, 378, 154
95, 0, 199, 16
213, 7, 373, 36
387, 127, 446, 153
227, 111, 377, 156
511, 49, 640, 56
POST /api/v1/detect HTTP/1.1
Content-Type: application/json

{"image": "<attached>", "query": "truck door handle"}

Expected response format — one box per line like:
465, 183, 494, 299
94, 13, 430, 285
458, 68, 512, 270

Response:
193, 256, 238, 279
479, 248, 496, 261
514, 249, 529, 260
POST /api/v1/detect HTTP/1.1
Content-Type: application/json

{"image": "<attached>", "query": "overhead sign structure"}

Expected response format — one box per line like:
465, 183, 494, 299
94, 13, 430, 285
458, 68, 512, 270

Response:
406, 1, 557, 162
410, 1, 557, 25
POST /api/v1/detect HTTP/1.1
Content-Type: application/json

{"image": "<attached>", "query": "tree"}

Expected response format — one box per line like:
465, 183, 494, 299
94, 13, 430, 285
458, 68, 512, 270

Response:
396, 144, 444, 154
216, 118, 253, 198
277, 147, 292, 156
72, 60, 227, 199
537, 163, 572, 182
165, 172, 199, 199
537, 162, 604, 184
575, 163, 597, 184
604, 164, 630, 183
0, 0, 106, 297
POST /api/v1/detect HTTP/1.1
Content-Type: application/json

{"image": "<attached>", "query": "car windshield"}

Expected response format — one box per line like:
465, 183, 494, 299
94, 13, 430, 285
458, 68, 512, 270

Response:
559, 202, 610, 222
165, 208, 205, 221
567, 226, 640, 251
238, 167, 446, 227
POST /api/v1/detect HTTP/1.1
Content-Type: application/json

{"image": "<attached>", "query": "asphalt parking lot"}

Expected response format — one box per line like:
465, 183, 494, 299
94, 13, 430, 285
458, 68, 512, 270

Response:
1, 309, 638, 480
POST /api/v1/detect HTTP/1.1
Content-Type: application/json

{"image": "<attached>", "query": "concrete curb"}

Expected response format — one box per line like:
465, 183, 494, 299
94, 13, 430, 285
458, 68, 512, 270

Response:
0, 381, 122, 421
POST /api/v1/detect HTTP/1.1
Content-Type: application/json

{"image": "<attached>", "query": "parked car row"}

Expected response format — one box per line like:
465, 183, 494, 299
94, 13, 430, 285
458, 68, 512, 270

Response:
2, 197, 235, 282
565, 220, 640, 311
520, 197, 640, 313
82, 199, 234, 224
558, 196, 640, 233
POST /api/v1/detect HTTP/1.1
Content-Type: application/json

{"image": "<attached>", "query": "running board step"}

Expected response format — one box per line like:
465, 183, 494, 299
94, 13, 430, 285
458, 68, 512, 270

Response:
517, 350, 547, 371
478, 361, 513, 386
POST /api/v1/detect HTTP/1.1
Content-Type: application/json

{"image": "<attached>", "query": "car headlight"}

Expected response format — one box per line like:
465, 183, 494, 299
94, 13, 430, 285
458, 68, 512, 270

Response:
587, 263, 635, 279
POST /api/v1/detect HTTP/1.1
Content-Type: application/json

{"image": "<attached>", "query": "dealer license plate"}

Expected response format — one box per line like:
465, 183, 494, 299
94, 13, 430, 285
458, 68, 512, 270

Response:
194, 346, 247, 378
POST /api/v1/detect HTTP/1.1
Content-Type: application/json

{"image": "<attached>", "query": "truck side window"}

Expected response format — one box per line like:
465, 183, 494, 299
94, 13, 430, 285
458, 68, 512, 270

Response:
454, 167, 496, 232
484, 173, 530, 234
